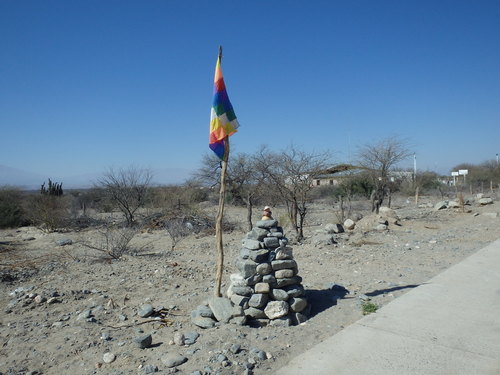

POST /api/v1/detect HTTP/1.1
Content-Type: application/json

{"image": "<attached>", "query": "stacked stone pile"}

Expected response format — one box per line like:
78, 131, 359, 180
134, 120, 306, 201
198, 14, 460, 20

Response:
227, 219, 310, 327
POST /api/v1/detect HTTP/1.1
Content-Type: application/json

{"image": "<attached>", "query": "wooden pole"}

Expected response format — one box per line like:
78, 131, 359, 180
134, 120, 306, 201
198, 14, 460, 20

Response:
214, 136, 229, 297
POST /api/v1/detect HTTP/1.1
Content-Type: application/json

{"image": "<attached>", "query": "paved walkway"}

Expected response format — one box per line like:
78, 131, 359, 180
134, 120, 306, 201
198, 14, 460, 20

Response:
276, 238, 500, 375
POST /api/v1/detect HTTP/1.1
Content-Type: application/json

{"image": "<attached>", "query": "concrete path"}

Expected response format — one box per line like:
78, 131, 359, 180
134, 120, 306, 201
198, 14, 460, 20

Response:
276, 238, 500, 375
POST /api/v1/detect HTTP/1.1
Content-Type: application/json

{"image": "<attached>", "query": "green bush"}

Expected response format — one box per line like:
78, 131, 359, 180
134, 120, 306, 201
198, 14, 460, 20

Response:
0, 187, 26, 228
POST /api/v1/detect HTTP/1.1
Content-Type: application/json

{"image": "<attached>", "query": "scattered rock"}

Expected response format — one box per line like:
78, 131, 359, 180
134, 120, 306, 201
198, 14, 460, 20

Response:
434, 201, 448, 210
134, 334, 152, 349
479, 197, 494, 205
208, 297, 234, 323
138, 304, 154, 318
343, 219, 355, 230
57, 239, 73, 246
162, 353, 187, 368
103, 352, 116, 364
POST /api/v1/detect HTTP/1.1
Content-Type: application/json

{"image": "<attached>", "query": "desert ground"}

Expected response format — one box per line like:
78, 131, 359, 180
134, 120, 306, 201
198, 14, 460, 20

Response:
1, 194, 499, 375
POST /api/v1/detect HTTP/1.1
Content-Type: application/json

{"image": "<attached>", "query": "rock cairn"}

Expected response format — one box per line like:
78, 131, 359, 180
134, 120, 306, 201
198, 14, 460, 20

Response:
227, 219, 310, 327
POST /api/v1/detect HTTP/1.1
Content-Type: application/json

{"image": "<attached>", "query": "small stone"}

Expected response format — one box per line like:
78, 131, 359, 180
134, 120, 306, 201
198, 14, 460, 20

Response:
263, 237, 280, 249
262, 274, 276, 285
103, 352, 116, 363
275, 248, 293, 260
289, 297, 307, 312
271, 259, 297, 271
255, 219, 278, 229
134, 334, 152, 349
269, 316, 292, 327
250, 348, 267, 361
245, 307, 267, 319
78, 309, 92, 320
276, 276, 302, 288
216, 353, 228, 362
101, 332, 111, 341
238, 260, 258, 278
208, 296, 235, 323
275, 269, 295, 279
249, 249, 270, 263
230, 315, 247, 325
344, 218, 356, 230
283, 284, 305, 297
254, 283, 270, 294
479, 197, 494, 205
230, 294, 249, 309
242, 239, 261, 250
245, 274, 263, 286
192, 305, 214, 318
270, 288, 289, 301
34, 295, 46, 304
434, 201, 448, 210
232, 286, 253, 296
256, 263, 272, 275
173, 332, 185, 346
47, 297, 60, 304
248, 293, 269, 308
142, 364, 158, 373
230, 273, 246, 286
230, 343, 241, 354
264, 301, 289, 319
191, 316, 216, 329
246, 227, 269, 241
138, 304, 154, 318
162, 353, 187, 368
183, 332, 200, 345
57, 239, 73, 246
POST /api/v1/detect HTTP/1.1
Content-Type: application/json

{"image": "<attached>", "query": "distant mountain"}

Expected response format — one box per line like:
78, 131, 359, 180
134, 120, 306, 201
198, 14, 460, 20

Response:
0, 165, 48, 190
0, 165, 194, 190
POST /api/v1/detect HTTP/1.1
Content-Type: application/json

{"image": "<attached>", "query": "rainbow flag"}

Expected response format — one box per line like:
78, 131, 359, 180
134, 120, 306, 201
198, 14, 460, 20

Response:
209, 55, 239, 160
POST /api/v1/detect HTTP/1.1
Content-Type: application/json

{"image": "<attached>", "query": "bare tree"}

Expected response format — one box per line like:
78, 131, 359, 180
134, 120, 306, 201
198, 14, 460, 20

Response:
98, 166, 153, 226
357, 137, 412, 213
194, 152, 263, 231
255, 145, 331, 241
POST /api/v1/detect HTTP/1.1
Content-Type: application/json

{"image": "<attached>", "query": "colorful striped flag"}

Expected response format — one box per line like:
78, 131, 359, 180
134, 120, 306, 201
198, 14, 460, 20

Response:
209, 54, 239, 160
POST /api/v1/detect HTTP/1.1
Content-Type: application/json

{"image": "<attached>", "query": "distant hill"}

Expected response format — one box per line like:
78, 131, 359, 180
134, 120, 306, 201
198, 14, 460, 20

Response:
0, 165, 48, 190
0, 165, 194, 190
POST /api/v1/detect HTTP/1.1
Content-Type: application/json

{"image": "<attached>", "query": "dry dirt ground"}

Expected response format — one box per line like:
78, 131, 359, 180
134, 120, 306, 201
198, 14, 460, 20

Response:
1, 195, 499, 375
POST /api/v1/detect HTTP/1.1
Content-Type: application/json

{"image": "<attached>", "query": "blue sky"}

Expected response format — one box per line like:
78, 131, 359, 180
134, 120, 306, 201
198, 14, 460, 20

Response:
1, 0, 499, 185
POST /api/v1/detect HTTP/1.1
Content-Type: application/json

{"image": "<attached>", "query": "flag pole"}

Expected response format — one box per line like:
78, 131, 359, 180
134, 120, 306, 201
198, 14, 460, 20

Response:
214, 46, 226, 297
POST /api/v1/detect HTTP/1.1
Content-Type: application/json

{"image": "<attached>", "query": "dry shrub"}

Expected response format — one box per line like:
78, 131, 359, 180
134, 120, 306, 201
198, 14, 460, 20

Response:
0, 187, 26, 228
26, 195, 70, 232
81, 226, 138, 259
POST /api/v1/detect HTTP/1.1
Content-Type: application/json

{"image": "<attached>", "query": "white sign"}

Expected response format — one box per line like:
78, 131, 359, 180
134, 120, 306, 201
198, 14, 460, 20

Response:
451, 171, 459, 176
459, 169, 468, 175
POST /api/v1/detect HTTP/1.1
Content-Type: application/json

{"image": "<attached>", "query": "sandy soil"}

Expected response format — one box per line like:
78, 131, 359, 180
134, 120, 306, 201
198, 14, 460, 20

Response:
1, 195, 499, 375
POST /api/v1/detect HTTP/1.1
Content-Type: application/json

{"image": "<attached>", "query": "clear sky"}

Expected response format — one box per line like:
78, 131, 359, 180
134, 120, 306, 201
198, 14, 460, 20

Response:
1, 0, 499, 185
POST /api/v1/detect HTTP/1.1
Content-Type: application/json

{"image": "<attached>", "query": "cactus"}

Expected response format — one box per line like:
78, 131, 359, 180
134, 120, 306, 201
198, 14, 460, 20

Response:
40, 179, 64, 196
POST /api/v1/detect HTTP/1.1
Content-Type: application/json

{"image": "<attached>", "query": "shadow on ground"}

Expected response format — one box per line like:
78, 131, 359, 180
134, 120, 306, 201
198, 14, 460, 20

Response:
365, 284, 421, 297
306, 285, 350, 318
